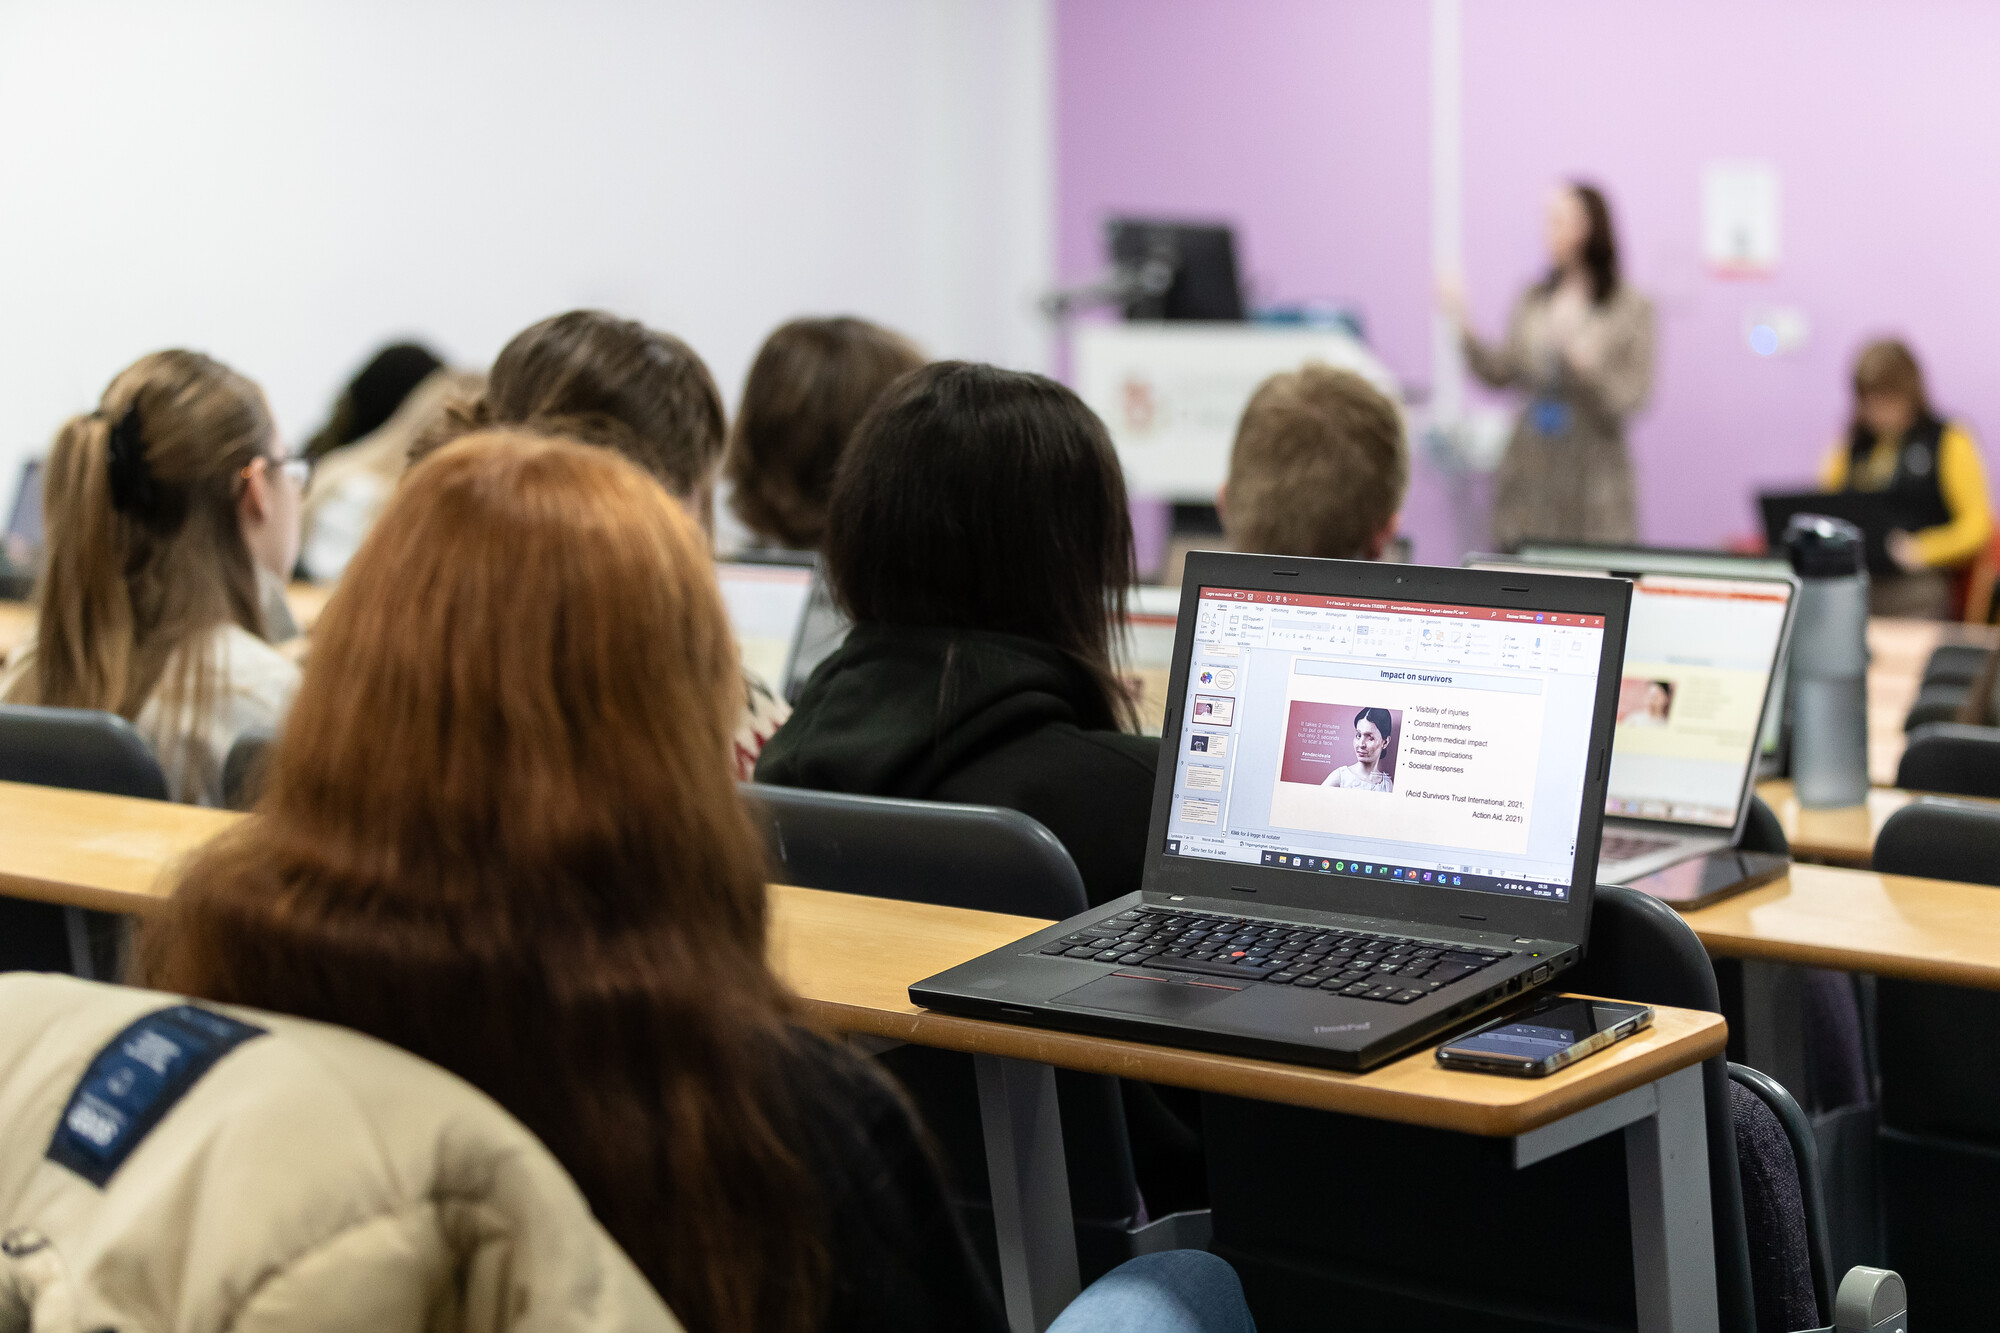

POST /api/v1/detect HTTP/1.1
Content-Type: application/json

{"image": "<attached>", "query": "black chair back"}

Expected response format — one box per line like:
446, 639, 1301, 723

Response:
222, 727, 275, 811
1870, 797, 2000, 1327
0, 703, 168, 976
741, 783, 1148, 1283
1893, 722, 2000, 797
745, 783, 1087, 918
1921, 643, 1987, 686
1728, 1064, 1833, 1332
0, 703, 167, 800
1740, 794, 1791, 857
1202, 885, 1759, 1333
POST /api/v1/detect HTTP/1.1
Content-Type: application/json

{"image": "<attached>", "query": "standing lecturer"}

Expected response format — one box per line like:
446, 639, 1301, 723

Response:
1442, 182, 1656, 549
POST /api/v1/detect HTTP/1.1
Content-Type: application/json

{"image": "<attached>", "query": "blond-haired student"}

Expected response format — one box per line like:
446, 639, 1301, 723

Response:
0, 351, 302, 804
1219, 364, 1408, 560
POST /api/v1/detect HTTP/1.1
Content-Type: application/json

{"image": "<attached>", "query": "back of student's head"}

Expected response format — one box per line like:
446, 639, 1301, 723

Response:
825, 360, 1135, 714
725, 316, 924, 549
1223, 365, 1407, 561
14, 350, 273, 718
414, 310, 725, 500
303, 340, 446, 461
142, 432, 823, 1333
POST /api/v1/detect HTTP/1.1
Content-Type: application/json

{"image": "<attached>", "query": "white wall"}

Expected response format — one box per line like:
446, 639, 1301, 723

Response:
0, 0, 1054, 510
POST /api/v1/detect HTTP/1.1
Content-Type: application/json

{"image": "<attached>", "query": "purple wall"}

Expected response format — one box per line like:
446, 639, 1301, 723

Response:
1058, 0, 2000, 560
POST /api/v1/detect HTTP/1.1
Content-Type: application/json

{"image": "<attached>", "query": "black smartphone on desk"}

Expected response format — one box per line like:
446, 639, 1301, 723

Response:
1436, 995, 1654, 1077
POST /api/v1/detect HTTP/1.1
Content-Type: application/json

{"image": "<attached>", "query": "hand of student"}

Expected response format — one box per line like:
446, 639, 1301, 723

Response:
1435, 275, 1469, 330
1887, 530, 1928, 573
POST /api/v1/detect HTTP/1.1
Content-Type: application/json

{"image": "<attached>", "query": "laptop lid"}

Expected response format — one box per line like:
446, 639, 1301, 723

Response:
1143, 553, 1631, 947
6, 460, 42, 551
1474, 560, 1797, 840
1758, 491, 1897, 574
714, 561, 815, 696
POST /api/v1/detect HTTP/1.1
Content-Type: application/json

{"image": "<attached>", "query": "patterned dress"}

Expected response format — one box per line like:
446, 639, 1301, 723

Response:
1463, 282, 1656, 551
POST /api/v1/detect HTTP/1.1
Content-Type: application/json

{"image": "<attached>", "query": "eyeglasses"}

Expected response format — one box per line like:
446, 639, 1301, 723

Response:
241, 454, 313, 496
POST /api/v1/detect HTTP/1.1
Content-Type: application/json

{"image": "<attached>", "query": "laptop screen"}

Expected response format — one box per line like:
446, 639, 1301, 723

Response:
1163, 585, 1606, 904
715, 562, 815, 696
1605, 573, 1792, 828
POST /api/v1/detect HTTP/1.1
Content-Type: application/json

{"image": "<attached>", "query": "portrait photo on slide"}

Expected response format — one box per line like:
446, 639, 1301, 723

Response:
1279, 702, 1401, 793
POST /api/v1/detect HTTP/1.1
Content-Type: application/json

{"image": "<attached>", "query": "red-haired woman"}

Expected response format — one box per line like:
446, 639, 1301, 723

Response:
142, 432, 1250, 1333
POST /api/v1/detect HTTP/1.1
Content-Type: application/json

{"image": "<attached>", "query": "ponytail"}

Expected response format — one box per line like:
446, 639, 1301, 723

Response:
18, 412, 139, 711
5, 351, 272, 733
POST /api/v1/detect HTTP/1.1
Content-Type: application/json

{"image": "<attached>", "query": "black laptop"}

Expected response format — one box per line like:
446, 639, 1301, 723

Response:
910, 552, 1633, 1071
1758, 490, 1898, 575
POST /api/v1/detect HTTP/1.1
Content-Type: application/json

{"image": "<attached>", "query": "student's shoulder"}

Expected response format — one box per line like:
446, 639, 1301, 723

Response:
210, 624, 302, 707
1032, 720, 1159, 777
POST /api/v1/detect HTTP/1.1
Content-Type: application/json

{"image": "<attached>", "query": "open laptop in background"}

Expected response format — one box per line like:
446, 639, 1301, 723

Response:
913, 552, 1632, 1071
1473, 555, 1796, 896
0, 460, 43, 601
715, 561, 816, 700
1513, 543, 1794, 772
1759, 491, 1899, 576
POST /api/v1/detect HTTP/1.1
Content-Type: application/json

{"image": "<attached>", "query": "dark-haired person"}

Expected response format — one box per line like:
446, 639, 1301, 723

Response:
0, 351, 302, 805
140, 432, 1254, 1333
1323, 707, 1394, 791
412, 309, 788, 776
1219, 365, 1407, 560
1440, 181, 1655, 549
755, 361, 1154, 907
1819, 339, 1992, 619
725, 317, 925, 552
301, 341, 445, 463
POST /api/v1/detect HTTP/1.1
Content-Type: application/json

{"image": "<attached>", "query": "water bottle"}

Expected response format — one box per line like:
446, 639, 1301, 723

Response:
1785, 515, 1871, 808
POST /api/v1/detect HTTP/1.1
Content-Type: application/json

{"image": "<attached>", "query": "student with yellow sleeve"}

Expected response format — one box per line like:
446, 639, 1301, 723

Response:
1820, 339, 1993, 618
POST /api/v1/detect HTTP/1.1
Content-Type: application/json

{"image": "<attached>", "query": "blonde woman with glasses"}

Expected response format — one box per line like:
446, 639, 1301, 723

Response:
0, 350, 305, 804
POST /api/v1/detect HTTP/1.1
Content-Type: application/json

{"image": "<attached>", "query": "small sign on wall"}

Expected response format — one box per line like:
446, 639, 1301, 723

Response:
1702, 161, 1781, 278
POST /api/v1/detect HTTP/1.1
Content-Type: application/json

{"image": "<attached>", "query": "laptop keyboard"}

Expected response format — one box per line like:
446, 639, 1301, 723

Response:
1037, 907, 1515, 1006
1600, 832, 1678, 864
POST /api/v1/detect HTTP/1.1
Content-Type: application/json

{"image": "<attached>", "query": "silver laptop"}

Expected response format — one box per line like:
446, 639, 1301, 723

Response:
1473, 557, 1797, 882
715, 561, 816, 698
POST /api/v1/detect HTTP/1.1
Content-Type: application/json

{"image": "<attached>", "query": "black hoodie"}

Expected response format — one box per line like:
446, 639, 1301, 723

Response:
755, 623, 1159, 906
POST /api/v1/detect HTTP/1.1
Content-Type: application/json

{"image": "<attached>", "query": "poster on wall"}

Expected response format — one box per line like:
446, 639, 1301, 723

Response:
1073, 324, 1402, 500
1702, 161, 1781, 278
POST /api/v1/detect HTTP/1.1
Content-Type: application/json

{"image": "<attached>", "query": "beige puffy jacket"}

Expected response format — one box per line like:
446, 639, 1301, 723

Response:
0, 975, 683, 1333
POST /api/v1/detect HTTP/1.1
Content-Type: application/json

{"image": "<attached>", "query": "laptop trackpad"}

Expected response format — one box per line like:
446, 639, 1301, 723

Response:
1056, 971, 1241, 1019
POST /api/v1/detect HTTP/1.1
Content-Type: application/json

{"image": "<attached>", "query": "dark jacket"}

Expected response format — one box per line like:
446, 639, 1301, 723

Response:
786, 1032, 1008, 1333
756, 623, 1160, 906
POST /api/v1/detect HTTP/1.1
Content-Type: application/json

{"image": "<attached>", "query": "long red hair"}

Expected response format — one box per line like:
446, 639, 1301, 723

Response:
142, 432, 823, 1333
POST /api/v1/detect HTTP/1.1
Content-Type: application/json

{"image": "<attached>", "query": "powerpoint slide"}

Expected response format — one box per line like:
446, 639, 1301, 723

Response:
1180, 798, 1220, 824
1185, 764, 1226, 792
1189, 732, 1230, 756
1613, 663, 1766, 762
1617, 676, 1675, 727
1192, 694, 1237, 725
1278, 703, 1402, 793
1266, 660, 1548, 855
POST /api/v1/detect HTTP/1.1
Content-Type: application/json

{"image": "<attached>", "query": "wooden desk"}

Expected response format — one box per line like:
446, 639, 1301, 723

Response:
1757, 779, 2000, 868
1683, 861, 2000, 991
0, 600, 31, 659
0, 779, 236, 915
0, 583, 333, 661
0, 779, 1724, 1331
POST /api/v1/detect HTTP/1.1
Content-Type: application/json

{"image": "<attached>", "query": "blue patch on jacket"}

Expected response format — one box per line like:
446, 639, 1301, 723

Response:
47, 1005, 266, 1187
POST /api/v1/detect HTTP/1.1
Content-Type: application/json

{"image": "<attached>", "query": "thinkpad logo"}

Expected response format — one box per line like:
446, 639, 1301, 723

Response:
1314, 1023, 1370, 1034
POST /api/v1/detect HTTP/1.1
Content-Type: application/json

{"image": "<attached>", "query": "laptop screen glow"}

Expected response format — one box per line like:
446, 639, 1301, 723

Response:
716, 563, 814, 696
1164, 586, 1606, 904
1605, 574, 1792, 828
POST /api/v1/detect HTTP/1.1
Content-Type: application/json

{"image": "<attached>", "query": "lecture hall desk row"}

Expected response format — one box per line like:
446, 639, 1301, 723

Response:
0, 777, 1727, 1333
0, 584, 334, 662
